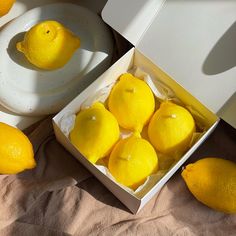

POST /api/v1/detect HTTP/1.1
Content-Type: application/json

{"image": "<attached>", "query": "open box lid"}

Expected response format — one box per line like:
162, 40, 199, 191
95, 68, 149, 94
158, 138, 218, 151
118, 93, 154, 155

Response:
102, 0, 236, 128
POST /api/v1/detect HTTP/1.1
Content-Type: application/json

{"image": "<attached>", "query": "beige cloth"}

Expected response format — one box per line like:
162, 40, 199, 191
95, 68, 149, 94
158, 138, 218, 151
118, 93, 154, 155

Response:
0, 117, 235, 236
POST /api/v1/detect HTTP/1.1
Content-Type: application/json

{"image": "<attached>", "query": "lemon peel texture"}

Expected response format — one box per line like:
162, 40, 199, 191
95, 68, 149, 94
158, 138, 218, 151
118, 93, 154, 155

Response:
148, 101, 195, 156
108, 134, 158, 190
0, 0, 15, 17
182, 158, 236, 214
70, 102, 120, 164
108, 73, 155, 133
16, 20, 80, 70
0, 122, 35, 174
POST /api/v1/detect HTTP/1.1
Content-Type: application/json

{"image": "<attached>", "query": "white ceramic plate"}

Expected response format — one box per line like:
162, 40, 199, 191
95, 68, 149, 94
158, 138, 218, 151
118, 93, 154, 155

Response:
0, 3, 113, 115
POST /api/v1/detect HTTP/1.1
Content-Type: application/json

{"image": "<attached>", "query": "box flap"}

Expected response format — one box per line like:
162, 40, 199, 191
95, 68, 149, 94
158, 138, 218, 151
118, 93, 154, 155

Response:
102, 0, 236, 128
102, 0, 166, 46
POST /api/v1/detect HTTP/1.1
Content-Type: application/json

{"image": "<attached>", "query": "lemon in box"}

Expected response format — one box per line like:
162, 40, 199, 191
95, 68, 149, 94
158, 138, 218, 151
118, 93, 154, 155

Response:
53, 48, 219, 214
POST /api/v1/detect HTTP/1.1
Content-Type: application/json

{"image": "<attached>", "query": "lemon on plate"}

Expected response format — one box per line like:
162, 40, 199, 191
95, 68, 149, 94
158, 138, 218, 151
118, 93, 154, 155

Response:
0, 122, 35, 174
182, 157, 236, 213
148, 101, 195, 157
0, 0, 15, 17
108, 134, 158, 190
16, 20, 80, 70
108, 73, 155, 133
70, 102, 120, 164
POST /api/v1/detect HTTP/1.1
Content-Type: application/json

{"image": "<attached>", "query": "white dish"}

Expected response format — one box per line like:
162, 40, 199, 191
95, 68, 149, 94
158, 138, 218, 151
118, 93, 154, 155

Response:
0, 3, 113, 116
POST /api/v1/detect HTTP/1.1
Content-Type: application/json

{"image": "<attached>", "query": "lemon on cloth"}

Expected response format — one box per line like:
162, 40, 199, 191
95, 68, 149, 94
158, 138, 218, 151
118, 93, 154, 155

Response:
16, 20, 80, 70
148, 101, 195, 156
108, 134, 158, 190
70, 102, 120, 164
108, 73, 155, 133
0, 122, 35, 174
0, 0, 15, 17
182, 158, 236, 214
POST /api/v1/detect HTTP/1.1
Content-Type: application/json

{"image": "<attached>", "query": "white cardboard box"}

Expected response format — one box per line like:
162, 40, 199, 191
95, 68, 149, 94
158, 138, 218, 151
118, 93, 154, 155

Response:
53, 47, 219, 213
53, 0, 235, 213
102, 0, 236, 129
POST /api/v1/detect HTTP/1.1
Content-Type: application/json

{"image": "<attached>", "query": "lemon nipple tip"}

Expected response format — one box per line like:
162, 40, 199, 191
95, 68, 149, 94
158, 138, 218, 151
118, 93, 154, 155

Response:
133, 131, 141, 138
87, 155, 98, 164
16, 42, 24, 53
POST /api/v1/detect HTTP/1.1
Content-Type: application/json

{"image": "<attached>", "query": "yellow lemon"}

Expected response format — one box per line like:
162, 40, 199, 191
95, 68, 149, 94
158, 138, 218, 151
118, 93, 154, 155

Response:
16, 20, 80, 70
70, 102, 120, 164
182, 158, 236, 214
108, 73, 155, 133
148, 101, 195, 156
0, 0, 15, 17
0, 122, 35, 174
108, 134, 158, 190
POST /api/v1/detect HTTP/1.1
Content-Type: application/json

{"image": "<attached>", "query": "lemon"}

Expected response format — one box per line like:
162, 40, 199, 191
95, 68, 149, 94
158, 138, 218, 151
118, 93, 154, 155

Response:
70, 102, 120, 164
0, 0, 15, 17
16, 20, 80, 70
108, 73, 155, 133
148, 101, 195, 156
182, 158, 236, 213
0, 122, 35, 174
108, 134, 158, 190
